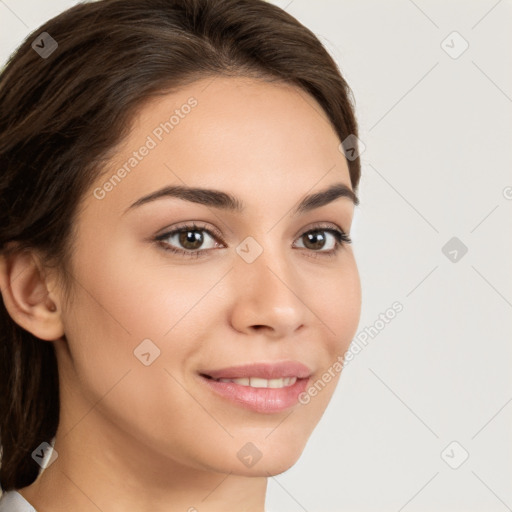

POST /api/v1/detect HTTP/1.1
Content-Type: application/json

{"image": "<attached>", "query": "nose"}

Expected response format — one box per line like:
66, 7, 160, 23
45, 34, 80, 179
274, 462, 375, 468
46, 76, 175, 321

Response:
228, 242, 309, 339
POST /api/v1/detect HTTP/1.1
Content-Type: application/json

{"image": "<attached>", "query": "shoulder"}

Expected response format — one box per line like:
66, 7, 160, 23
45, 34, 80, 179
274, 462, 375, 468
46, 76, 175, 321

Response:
0, 491, 37, 512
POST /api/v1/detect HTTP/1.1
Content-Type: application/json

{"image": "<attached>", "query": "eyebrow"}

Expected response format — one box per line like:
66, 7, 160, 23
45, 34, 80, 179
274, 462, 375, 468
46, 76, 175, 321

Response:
124, 182, 358, 216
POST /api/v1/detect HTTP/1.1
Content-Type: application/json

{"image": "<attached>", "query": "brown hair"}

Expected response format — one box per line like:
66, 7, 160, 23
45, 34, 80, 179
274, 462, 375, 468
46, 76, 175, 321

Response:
0, 0, 361, 491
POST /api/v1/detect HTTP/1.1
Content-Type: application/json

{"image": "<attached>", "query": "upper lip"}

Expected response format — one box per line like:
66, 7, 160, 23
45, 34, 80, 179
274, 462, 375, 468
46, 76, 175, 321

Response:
201, 361, 312, 380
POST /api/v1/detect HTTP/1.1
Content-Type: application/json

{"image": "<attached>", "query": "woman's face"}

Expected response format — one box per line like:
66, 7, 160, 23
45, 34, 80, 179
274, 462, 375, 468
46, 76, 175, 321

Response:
55, 76, 361, 476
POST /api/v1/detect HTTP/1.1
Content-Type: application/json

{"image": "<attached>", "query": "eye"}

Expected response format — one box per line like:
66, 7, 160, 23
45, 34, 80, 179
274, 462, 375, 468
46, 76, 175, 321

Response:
293, 224, 352, 259
154, 222, 223, 259
153, 222, 351, 259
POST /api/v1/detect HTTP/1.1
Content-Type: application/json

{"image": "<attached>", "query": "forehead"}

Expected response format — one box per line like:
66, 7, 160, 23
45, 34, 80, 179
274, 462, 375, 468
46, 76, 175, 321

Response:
88, 76, 352, 217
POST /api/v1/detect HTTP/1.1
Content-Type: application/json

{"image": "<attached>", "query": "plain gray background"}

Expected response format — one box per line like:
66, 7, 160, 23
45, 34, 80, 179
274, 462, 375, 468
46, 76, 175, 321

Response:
1, 1, 511, 511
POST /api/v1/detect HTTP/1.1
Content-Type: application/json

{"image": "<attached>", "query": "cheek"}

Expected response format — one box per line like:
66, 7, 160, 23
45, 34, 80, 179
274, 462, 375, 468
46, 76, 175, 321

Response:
68, 231, 213, 339
315, 255, 362, 355
60, 249, 217, 464
61, 238, 223, 399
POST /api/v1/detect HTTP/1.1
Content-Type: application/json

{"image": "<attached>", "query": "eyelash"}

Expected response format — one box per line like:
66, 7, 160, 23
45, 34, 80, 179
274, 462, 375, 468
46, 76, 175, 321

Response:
154, 221, 352, 260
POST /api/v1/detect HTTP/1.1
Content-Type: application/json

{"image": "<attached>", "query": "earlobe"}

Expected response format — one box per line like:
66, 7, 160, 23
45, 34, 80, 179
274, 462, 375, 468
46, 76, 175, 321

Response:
0, 249, 64, 341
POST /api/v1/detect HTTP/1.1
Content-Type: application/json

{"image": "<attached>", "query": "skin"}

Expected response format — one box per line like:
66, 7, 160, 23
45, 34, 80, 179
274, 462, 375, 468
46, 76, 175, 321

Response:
0, 76, 361, 512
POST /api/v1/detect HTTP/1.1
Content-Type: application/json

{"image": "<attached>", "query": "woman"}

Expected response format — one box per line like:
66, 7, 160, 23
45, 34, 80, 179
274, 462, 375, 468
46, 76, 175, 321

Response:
0, 0, 362, 510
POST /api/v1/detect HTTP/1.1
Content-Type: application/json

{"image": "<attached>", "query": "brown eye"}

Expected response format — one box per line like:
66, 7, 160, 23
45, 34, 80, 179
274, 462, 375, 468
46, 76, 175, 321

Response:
154, 222, 350, 260
154, 222, 223, 258
295, 229, 344, 252
178, 229, 205, 250
301, 231, 329, 251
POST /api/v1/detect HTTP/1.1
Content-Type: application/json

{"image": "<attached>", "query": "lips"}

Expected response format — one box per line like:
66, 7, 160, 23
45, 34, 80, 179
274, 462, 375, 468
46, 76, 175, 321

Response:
198, 361, 312, 413
214, 376, 297, 388
200, 361, 312, 381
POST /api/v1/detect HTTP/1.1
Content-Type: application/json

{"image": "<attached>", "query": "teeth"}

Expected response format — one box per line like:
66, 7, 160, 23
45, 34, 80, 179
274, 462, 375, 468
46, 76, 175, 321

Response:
219, 377, 250, 386
216, 377, 297, 388
250, 377, 268, 388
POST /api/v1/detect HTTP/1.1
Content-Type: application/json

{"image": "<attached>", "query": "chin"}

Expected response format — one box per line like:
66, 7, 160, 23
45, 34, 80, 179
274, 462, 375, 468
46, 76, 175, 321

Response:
218, 437, 308, 477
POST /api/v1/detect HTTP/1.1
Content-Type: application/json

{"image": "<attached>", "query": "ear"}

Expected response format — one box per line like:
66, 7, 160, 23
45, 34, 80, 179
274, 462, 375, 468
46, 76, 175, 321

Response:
0, 248, 65, 341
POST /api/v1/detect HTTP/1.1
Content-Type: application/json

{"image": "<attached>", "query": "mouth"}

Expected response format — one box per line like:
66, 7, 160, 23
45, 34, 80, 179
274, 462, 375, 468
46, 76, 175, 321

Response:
198, 361, 312, 414
201, 374, 299, 388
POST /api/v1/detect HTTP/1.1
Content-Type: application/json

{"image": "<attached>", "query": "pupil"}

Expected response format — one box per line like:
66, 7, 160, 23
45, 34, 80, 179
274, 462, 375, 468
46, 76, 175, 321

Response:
306, 232, 325, 250
180, 230, 203, 249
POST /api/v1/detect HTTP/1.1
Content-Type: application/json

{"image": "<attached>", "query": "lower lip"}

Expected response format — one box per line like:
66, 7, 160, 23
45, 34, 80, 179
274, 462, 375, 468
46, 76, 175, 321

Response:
199, 375, 310, 414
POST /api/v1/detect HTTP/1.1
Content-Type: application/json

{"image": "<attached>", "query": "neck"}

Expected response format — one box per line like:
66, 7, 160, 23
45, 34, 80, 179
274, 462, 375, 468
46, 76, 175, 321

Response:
18, 407, 267, 512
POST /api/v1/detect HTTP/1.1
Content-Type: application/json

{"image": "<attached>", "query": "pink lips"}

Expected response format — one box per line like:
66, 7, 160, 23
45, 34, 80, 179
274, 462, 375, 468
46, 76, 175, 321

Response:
199, 361, 312, 414
203, 361, 312, 380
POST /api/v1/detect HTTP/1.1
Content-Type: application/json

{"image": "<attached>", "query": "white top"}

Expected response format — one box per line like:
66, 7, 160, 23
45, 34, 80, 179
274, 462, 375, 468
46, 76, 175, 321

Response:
0, 491, 36, 512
